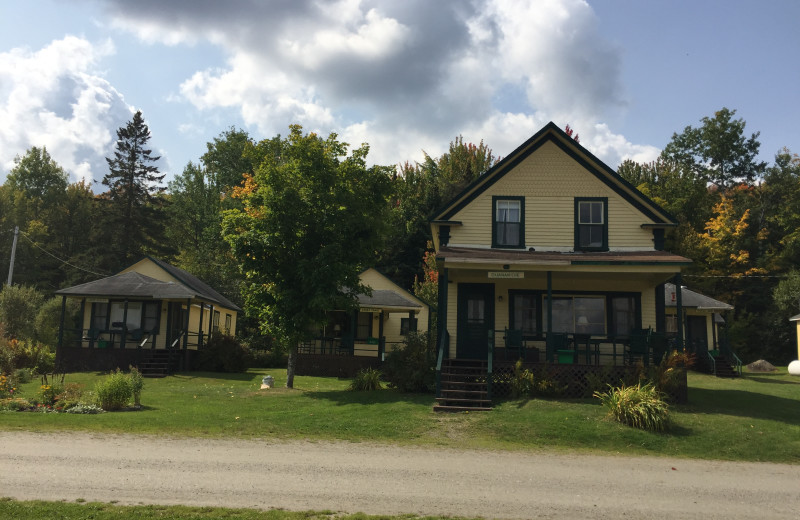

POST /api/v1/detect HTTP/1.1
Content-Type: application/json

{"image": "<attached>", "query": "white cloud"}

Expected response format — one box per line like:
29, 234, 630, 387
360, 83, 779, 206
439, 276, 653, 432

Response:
99, 0, 656, 170
0, 36, 132, 184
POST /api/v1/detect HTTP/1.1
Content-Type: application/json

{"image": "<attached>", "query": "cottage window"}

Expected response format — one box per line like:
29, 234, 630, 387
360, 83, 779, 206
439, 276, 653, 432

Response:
91, 302, 109, 330
544, 296, 605, 335
575, 198, 608, 250
212, 310, 220, 332
356, 311, 372, 341
493, 197, 524, 248
224, 313, 232, 333
610, 295, 637, 337
510, 293, 539, 335
400, 317, 418, 335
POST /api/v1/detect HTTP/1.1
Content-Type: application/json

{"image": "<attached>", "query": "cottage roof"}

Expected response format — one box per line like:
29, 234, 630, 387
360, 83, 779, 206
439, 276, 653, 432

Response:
56, 258, 241, 311
789, 314, 800, 322
664, 283, 733, 311
357, 289, 422, 313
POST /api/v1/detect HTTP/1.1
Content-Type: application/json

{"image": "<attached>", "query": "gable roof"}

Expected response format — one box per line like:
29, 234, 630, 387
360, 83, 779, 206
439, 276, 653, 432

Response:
144, 256, 240, 311
357, 290, 422, 312
56, 257, 241, 312
432, 122, 678, 225
665, 283, 733, 311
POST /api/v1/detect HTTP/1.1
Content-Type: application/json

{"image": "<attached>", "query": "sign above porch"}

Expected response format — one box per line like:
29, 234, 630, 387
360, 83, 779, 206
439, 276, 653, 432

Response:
488, 271, 524, 279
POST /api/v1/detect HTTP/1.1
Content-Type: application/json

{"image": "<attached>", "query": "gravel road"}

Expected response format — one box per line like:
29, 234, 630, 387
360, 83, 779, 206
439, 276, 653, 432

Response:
1, 431, 798, 519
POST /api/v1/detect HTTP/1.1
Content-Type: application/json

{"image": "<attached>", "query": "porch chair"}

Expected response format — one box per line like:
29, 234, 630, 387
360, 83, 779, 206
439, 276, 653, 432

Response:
649, 331, 669, 365
548, 332, 573, 364
626, 328, 651, 366
504, 328, 525, 361
337, 334, 354, 356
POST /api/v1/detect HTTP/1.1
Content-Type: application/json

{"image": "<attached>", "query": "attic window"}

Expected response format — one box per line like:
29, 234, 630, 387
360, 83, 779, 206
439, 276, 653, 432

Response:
492, 196, 524, 248
575, 198, 608, 251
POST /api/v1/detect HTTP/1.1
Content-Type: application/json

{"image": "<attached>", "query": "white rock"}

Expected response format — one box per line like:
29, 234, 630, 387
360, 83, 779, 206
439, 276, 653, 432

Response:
788, 360, 800, 376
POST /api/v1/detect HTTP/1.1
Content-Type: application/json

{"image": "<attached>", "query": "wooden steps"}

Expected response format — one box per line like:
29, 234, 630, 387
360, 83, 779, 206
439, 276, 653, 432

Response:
136, 349, 178, 378
434, 359, 492, 412
712, 355, 738, 378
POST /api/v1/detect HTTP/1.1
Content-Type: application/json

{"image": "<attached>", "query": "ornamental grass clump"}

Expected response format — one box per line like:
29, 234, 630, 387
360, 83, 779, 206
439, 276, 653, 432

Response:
349, 367, 383, 391
95, 369, 134, 411
594, 382, 670, 432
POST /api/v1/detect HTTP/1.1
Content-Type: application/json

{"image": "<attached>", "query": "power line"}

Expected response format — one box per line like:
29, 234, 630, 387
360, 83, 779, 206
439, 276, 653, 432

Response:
17, 230, 110, 278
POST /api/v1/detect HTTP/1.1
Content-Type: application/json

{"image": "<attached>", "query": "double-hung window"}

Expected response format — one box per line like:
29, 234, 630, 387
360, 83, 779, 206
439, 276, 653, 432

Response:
575, 198, 608, 251
493, 196, 524, 248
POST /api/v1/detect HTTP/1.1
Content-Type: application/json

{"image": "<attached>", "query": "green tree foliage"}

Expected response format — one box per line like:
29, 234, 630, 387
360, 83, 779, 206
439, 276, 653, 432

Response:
101, 111, 168, 271
222, 125, 392, 387
6, 146, 68, 213
0, 285, 45, 340
379, 136, 498, 286
661, 107, 766, 190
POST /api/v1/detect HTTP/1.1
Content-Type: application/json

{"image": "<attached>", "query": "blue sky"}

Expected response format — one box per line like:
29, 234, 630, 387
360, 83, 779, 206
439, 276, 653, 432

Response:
1, 0, 798, 187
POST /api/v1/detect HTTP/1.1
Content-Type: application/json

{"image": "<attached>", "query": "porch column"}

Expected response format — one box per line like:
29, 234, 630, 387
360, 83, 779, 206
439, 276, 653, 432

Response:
655, 283, 666, 333
198, 301, 205, 349
55, 295, 66, 369
674, 274, 684, 350
79, 298, 85, 339
378, 311, 385, 361
166, 302, 173, 349
437, 267, 448, 356
208, 304, 215, 339
121, 299, 129, 349
183, 299, 190, 350
546, 271, 553, 362
712, 313, 719, 350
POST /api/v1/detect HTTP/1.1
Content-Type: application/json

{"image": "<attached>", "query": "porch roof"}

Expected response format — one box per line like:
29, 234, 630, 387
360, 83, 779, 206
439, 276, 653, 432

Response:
664, 283, 733, 311
357, 289, 422, 313
436, 246, 691, 267
55, 271, 235, 309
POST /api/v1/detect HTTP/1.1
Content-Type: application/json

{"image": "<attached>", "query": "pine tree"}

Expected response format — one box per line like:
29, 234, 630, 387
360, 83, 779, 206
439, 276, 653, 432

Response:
101, 110, 167, 271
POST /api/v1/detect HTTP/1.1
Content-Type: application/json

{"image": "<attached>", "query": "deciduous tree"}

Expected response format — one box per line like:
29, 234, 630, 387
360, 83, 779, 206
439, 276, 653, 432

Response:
222, 126, 392, 387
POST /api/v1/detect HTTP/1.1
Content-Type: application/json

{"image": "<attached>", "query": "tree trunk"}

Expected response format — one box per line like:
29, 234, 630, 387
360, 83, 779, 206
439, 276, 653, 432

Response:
286, 342, 297, 388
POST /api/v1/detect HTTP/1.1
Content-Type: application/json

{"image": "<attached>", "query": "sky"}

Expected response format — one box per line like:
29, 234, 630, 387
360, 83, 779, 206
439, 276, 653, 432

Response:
1, 0, 798, 187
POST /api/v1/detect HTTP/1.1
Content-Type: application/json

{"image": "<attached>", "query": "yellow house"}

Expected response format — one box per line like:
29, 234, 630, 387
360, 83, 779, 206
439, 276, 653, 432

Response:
430, 122, 691, 369
55, 256, 240, 373
301, 268, 429, 359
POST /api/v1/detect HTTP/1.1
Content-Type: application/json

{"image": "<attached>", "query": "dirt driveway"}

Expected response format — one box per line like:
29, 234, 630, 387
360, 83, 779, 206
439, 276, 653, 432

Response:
1, 431, 798, 519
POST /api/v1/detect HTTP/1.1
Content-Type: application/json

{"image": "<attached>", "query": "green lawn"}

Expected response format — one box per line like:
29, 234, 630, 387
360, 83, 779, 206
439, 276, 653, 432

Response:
0, 499, 478, 520
2, 368, 799, 463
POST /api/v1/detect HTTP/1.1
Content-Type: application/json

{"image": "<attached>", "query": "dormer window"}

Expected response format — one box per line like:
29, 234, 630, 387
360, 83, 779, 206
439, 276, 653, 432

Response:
492, 196, 524, 248
575, 197, 608, 251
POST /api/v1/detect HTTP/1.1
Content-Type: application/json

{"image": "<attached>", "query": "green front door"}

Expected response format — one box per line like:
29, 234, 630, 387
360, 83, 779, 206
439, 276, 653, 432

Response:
456, 283, 495, 359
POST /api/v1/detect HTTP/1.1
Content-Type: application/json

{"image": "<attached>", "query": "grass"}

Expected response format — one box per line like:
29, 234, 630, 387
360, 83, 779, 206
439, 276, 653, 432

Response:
0, 498, 479, 520
2, 368, 799, 463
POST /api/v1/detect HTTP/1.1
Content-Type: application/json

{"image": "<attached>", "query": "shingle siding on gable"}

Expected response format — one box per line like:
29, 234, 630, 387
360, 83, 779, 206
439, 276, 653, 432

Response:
446, 141, 655, 250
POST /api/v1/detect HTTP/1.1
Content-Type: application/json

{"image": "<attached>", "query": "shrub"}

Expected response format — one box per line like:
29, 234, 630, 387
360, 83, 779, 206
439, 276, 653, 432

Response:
0, 373, 18, 398
594, 382, 670, 432
128, 366, 144, 406
193, 333, 251, 373
511, 360, 535, 398
0, 285, 45, 340
382, 332, 435, 393
95, 369, 134, 411
250, 348, 287, 368
0, 397, 32, 411
0, 338, 54, 375
349, 368, 383, 391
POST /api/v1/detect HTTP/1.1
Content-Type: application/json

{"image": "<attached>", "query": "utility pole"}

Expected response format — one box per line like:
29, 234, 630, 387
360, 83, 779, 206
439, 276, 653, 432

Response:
7, 226, 19, 287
